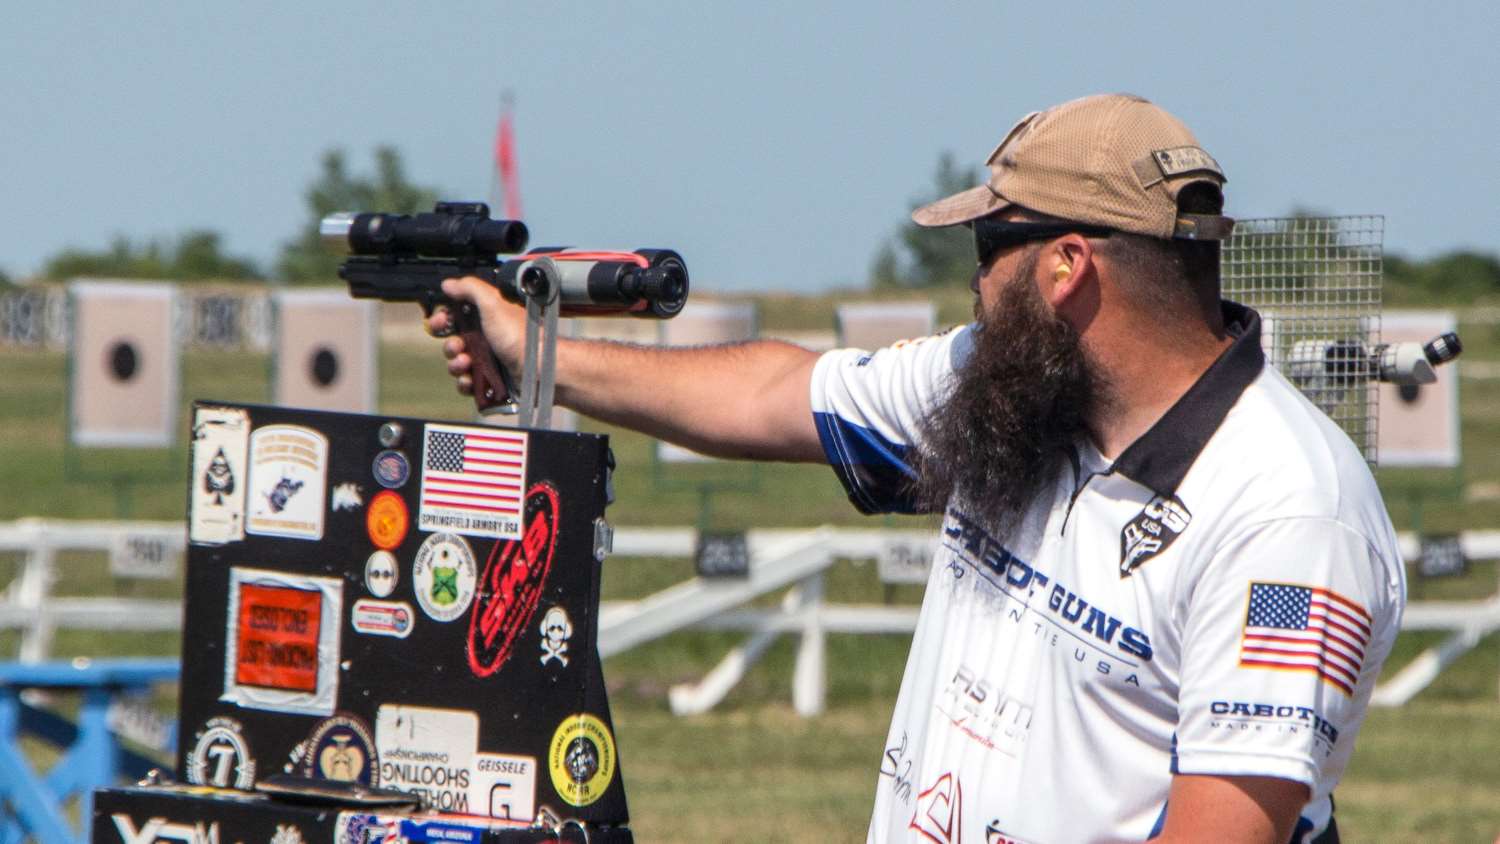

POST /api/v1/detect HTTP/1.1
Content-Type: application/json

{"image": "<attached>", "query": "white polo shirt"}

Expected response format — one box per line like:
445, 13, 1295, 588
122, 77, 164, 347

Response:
810, 304, 1404, 844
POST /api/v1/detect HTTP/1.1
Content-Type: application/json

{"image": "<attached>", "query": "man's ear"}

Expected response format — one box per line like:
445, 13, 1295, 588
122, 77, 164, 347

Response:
1040, 235, 1097, 308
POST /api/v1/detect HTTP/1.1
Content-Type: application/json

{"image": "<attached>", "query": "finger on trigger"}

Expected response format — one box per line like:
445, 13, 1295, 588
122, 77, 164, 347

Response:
441, 278, 469, 301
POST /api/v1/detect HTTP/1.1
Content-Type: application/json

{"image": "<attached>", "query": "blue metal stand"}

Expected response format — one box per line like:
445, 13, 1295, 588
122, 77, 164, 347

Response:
0, 659, 178, 844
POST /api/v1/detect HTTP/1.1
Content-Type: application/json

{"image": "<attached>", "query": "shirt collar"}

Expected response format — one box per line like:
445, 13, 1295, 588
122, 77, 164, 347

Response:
1109, 301, 1265, 498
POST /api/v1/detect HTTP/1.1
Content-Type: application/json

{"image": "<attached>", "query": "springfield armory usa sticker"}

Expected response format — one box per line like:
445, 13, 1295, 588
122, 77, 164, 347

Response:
418, 423, 528, 540
1119, 495, 1192, 577
189, 406, 250, 544
222, 567, 342, 716
247, 425, 329, 540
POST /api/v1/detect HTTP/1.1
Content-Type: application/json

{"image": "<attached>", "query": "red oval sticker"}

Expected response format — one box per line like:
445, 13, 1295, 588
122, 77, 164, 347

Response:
466, 482, 560, 678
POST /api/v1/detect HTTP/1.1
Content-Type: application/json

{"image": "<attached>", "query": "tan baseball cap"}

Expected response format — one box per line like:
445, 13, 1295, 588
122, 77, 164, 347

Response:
913, 93, 1233, 240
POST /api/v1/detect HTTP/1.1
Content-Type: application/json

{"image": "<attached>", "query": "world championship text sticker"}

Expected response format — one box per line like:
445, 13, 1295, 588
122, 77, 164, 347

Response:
548, 713, 616, 807
375, 704, 480, 814
189, 406, 250, 545
246, 425, 329, 540
222, 567, 342, 716
418, 423, 528, 540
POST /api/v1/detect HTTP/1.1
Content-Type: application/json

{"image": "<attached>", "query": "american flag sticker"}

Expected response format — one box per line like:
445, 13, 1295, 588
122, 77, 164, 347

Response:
418, 423, 528, 540
1238, 581, 1371, 696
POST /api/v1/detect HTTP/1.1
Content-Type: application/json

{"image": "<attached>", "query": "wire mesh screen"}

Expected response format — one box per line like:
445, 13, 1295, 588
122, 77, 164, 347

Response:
1222, 216, 1383, 463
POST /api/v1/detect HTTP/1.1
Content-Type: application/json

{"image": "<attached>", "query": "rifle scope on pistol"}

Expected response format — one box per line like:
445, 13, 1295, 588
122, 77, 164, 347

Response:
322, 201, 690, 411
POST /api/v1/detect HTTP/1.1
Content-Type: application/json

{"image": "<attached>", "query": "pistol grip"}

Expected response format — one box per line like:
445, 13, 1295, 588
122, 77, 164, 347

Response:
456, 303, 517, 412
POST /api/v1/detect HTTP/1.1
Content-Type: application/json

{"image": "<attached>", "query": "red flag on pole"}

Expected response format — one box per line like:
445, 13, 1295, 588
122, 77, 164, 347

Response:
494, 99, 523, 220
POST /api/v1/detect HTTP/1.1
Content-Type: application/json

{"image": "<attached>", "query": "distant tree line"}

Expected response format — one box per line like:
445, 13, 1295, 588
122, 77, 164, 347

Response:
42, 230, 261, 282
28, 145, 439, 286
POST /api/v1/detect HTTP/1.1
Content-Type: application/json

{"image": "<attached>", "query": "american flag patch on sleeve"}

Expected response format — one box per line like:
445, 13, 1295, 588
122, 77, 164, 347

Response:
1237, 581, 1371, 696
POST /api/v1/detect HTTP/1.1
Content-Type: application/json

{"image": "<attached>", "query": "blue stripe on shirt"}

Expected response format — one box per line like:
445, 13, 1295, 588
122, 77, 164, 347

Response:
813, 410, 924, 515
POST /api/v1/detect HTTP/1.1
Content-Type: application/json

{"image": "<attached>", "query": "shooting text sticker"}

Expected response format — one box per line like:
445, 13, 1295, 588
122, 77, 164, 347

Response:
189, 406, 250, 545
418, 423, 528, 540
222, 567, 342, 716
375, 704, 480, 814
246, 425, 328, 540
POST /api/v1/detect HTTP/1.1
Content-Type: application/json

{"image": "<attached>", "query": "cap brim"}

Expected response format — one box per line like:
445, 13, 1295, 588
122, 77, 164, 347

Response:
911, 184, 1012, 228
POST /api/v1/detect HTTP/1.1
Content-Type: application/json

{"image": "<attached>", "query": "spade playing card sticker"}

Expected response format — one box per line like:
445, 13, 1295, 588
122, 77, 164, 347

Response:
247, 425, 329, 541
190, 406, 250, 545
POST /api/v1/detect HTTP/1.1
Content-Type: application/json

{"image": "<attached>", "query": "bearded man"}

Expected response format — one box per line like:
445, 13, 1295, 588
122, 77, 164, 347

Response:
431, 94, 1402, 844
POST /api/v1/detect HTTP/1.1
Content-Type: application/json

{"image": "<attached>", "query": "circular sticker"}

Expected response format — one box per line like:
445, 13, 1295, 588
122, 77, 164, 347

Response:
364, 550, 399, 598
366, 490, 409, 551
413, 532, 477, 622
301, 714, 379, 786
187, 716, 256, 789
372, 450, 410, 489
548, 713, 616, 807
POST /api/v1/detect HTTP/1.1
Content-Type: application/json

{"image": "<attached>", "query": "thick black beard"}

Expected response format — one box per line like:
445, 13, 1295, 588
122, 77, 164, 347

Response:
911, 257, 1109, 532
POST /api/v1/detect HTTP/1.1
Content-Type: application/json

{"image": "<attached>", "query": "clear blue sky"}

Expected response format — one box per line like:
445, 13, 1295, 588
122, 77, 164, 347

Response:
4, 3, 1497, 292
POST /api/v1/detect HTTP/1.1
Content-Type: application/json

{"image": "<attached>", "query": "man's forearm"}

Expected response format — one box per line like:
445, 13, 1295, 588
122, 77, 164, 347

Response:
551, 337, 825, 462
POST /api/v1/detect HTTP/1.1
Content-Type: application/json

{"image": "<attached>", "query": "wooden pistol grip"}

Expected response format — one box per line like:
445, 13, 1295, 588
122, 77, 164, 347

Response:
455, 303, 516, 411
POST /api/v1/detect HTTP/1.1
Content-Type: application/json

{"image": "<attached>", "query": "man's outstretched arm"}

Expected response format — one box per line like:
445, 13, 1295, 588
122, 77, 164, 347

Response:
429, 276, 826, 463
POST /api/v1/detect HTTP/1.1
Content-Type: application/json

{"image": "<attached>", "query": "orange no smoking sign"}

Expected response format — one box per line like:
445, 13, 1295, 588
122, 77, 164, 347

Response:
235, 583, 323, 692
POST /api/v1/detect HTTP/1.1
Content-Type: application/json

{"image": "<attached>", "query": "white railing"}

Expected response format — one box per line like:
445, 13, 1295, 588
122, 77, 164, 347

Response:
1, 519, 1496, 712
0, 519, 184, 662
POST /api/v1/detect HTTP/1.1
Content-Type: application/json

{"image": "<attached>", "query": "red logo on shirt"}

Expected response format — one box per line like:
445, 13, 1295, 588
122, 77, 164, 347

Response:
909, 771, 963, 843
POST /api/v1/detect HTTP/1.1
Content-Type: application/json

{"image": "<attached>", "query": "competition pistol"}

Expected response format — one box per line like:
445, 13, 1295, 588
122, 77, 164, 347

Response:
323, 201, 689, 412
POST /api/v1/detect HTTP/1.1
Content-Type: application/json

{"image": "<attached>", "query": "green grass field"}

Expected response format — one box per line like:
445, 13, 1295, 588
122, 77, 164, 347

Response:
1, 294, 1498, 841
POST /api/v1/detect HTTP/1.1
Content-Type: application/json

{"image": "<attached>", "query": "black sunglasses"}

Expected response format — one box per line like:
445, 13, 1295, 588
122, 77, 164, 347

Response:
971, 219, 1113, 268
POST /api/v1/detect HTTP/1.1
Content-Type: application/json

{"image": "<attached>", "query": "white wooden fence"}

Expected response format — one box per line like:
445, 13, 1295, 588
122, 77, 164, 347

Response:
2, 519, 1496, 713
